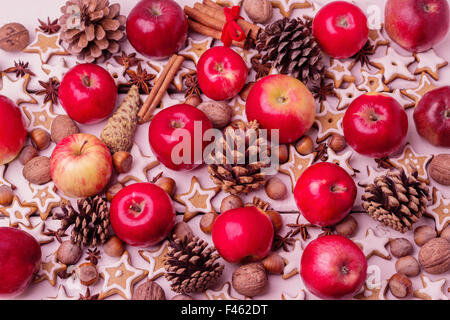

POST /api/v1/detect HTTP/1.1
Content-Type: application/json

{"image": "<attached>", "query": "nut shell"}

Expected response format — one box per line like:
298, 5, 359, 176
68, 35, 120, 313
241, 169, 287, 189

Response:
132, 281, 166, 300
50, 115, 80, 144
30, 129, 51, 151
155, 177, 176, 197
329, 134, 346, 153
243, 0, 273, 24
200, 212, 218, 234
232, 262, 268, 297
19, 145, 38, 165
265, 210, 283, 233
22, 156, 52, 185
262, 252, 284, 274
388, 273, 412, 298
106, 183, 123, 202
172, 221, 194, 241
429, 154, 450, 185
295, 136, 314, 155
273, 144, 289, 164
112, 151, 133, 174
418, 237, 450, 274
335, 215, 358, 237
414, 225, 437, 246
77, 262, 99, 286
265, 177, 287, 200
103, 236, 125, 257
0, 185, 14, 206
197, 101, 232, 129
0, 23, 29, 52
220, 195, 243, 212
395, 256, 420, 277
57, 240, 82, 265
389, 238, 413, 258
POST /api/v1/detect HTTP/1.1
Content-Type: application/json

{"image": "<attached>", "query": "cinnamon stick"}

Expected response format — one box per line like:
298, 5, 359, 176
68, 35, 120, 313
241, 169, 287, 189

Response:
184, 6, 222, 31
188, 19, 245, 48
203, 0, 223, 10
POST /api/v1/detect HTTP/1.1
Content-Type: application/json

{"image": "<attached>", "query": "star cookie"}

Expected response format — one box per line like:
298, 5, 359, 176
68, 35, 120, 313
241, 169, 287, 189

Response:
235, 48, 259, 69
205, 282, 244, 300
105, 62, 128, 86
326, 149, 355, 176
22, 102, 57, 130
44, 285, 76, 300
174, 176, 220, 222
354, 228, 391, 260
354, 279, 389, 300
23, 29, 69, 63
388, 144, 433, 182
41, 57, 70, 82
24, 182, 61, 220
118, 144, 159, 185
138, 240, 169, 280
358, 165, 390, 187
357, 69, 390, 93
272, 0, 311, 17
426, 188, 450, 233
173, 67, 196, 92
314, 106, 345, 143
279, 239, 303, 279
413, 49, 448, 81
230, 96, 246, 120
370, 47, 416, 84
0, 165, 15, 189
0, 196, 36, 227
414, 275, 448, 300
179, 37, 214, 65
279, 145, 314, 192
18, 220, 53, 245
99, 251, 148, 300
385, 89, 415, 110
0, 73, 37, 105
281, 290, 306, 300
35, 252, 67, 286
401, 73, 438, 106
326, 58, 356, 88
335, 82, 365, 110
367, 27, 390, 52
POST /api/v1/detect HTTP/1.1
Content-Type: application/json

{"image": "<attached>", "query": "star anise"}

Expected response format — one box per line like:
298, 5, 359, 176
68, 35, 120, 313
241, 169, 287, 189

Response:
314, 143, 328, 163
79, 287, 99, 300
3, 61, 35, 78
85, 248, 101, 265
184, 73, 201, 98
318, 227, 335, 237
312, 79, 336, 103
272, 232, 296, 252
375, 157, 395, 169
37, 78, 60, 105
287, 222, 315, 241
114, 52, 142, 75
351, 41, 375, 69
126, 63, 155, 94
151, 172, 164, 183
251, 56, 271, 80
38, 17, 61, 34
43, 228, 67, 243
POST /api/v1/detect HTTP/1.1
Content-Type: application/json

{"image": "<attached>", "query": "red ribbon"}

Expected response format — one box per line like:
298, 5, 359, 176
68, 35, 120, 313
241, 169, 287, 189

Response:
221, 6, 246, 47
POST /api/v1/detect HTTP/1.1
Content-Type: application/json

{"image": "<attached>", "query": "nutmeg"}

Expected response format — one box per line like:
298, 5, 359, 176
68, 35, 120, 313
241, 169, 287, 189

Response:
30, 128, 51, 151
172, 221, 194, 241
50, 115, 80, 144
200, 212, 218, 234
395, 256, 420, 277
389, 238, 413, 258
22, 156, 52, 185
172, 294, 194, 300
57, 241, 82, 265
440, 225, 450, 242
113, 151, 133, 174
335, 215, 358, 237
295, 136, 314, 155
273, 144, 289, 164
0, 185, 14, 206
243, 0, 273, 24
265, 210, 283, 233
19, 145, 38, 165
418, 237, 450, 274
429, 154, 450, 185
329, 134, 346, 153
414, 225, 437, 246
155, 177, 176, 197
232, 262, 268, 297
220, 195, 243, 212
106, 183, 123, 202
132, 281, 166, 300
262, 252, 284, 274
77, 262, 99, 286
103, 236, 125, 257
197, 101, 232, 129
185, 94, 203, 107
388, 273, 412, 298
0, 23, 29, 52
265, 177, 287, 200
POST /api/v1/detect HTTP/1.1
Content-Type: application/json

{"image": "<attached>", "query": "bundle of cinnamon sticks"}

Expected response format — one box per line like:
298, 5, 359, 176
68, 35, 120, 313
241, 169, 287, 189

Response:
185, 0, 261, 48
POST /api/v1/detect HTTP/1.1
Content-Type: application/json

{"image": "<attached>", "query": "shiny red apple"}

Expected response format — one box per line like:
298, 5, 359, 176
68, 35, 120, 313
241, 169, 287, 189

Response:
246, 74, 316, 144
0, 227, 41, 298
300, 235, 367, 299
197, 46, 248, 101
0, 95, 27, 165
126, 0, 188, 59
148, 104, 213, 171
343, 93, 408, 158
110, 183, 175, 247
414, 86, 450, 147
212, 206, 274, 263
385, 0, 449, 52
294, 162, 357, 227
59, 63, 117, 124
313, 1, 369, 59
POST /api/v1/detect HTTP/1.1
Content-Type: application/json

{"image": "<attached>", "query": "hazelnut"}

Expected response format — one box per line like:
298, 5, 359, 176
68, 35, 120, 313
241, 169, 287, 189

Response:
132, 281, 166, 300
112, 151, 132, 174
155, 177, 176, 197
239, 81, 255, 101
264, 177, 287, 200
440, 225, 450, 242
22, 156, 52, 185
0, 185, 14, 206
30, 129, 51, 151
200, 212, 218, 234
185, 95, 202, 107
335, 215, 358, 237
414, 225, 437, 246
388, 273, 412, 298
329, 134, 346, 153
389, 238, 413, 258
103, 236, 125, 257
295, 136, 314, 155
0, 23, 29, 52
418, 237, 450, 274
106, 183, 123, 202
243, 0, 273, 24
77, 262, 99, 286
428, 154, 450, 186
265, 210, 283, 233
50, 115, 80, 144
57, 241, 82, 265
172, 221, 194, 241
19, 145, 38, 165
395, 256, 420, 277
172, 294, 194, 300
262, 252, 284, 274
232, 262, 268, 297
197, 101, 232, 129
220, 195, 243, 213
273, 144, 289, 164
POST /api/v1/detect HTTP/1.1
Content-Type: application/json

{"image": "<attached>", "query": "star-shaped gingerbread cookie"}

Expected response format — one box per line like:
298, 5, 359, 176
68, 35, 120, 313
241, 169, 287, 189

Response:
414, 275, 448, 300
413, 49, 448, 81
0, 73, 37, 105
370, 47, 416, 84
138, 240, 169, 280
314, 106, 345, 143
326, 58, 356, 88
401, 73, 438, 106
35, 252, 67, 286
22, 102, 57, 130
24, 182, 61, 220
23, 29, 69, 63
426, 188, 450, 233
354, 228, 391, 260
118, 143, 159, 185
0, 196, 36, 227
179, 37, 214, 65
388, 144, 433, 182
279, 145, 314, 192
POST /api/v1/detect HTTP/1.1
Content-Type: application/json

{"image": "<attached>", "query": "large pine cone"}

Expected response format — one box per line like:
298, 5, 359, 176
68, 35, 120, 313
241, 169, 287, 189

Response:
207, 120, 271, 195
59, 0, 126, 63
256, 17, 325, 92
164, 235, 224, 294
362, 169, 430, 233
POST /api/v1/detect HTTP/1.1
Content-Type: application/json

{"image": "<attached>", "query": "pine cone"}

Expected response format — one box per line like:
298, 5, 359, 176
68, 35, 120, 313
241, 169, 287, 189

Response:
59, 0, 126, 63
164, 235, 224, 294
362, 169, 430, 233
207, 120, 271, 195
256, 17, 325, 92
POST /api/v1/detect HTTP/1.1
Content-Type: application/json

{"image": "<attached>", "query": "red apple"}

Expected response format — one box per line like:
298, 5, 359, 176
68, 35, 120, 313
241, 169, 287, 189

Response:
110, 183, 175, 247
51, 133, 112, 198
197, 46, 248, 101
0, 227, 41, 298
343, 93, 408, 158
414, 86, 450, 147
294, 162, 357, 227
212, 206, 273, 263
126, 0, 188, 59
0, 95, 26, 165
148, 104, 213, 171
59, 63, 117, 124
313, 1, 369, 59
300, 235, 367, 299
385, 0, 449, 52
246, 74, 316, 144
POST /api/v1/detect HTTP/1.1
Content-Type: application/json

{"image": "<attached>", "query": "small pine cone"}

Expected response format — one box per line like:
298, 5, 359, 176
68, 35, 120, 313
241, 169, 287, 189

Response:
164, 235, 224, 294
59, 0, 126, 63
361, 169, 430, 233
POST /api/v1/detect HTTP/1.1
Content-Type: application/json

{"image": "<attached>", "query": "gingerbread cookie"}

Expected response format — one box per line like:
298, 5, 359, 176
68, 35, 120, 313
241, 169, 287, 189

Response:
370, 47, 416, 84
326, 58, 356, 88
326, 149, 356, 176
426, 188, 450, 233
358, 165, 390, 187
118, 143, 159, 185
413, 49, 448, 81
179, 37, 214, 65
0, 196, 36, 227
281, 290, 306, 300
367, 27, 390, 52
23, 29, 69, 64
414, 275, 448, 300
279, 145, 314, 192
35, 252, 67, 286
388, 144, 433, 182
138, 240, 169, 280
279, 239, 303, 279
229, 96, 246, 120
0, 73, 37, 105
235, 47, 258, 69
385, 89, 415, 110
105, 62, 128, 86
357, 69, 390, 93
173, 67, 196, 92
354, 279, 389, 300
401, 73, 438, 106
0, 164, 15, 189
204, 282, 244, 300
272, 0, 311, 18
24, 182, 61, 220
44, 285, 76, 300
18, 219, 53, 245
335, 83, 365, 111
41, 57, 70, 82
314, 106, 345, 143
354, 228, 391, 260
22, 102, 57, 130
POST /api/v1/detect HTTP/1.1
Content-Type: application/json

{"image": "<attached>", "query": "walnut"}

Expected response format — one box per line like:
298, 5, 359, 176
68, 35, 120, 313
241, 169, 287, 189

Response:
50, 115, 80, 144
389, 238, 413, 258
197, 101, 232, 129
418, 238, 450, 274
0, 23, 29, 52
22, 156, 51, 185
232, 262, 268, 297
132, 281, 166, 300
243, 0, 273, 24
429, 154, 450, 185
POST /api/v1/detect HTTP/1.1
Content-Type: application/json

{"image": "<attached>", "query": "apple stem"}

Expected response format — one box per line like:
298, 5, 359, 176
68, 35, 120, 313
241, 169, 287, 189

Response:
129, 201, 144, 216
78, 140, 88, 155
337, 16, 349, 28
330, 184, 347, 193
170, 120, 184, 129
82, 75, 92, 87
445, 109, 450, 119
